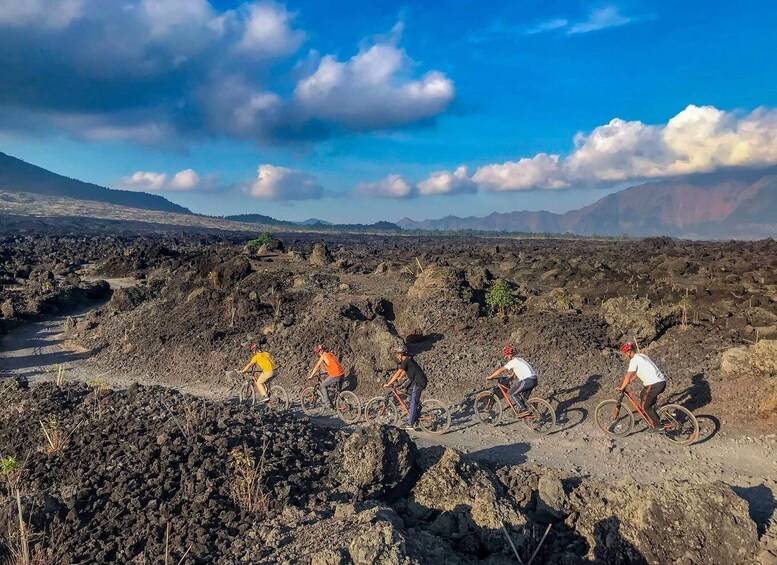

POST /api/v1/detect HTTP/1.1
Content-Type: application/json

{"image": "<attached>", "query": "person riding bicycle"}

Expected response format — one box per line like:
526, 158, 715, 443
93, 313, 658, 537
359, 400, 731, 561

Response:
487, 345, 537, 414
616, 342, 667, 432
239, 343, 276, 403
307, 344, 345, 408
384, 345, 428, 431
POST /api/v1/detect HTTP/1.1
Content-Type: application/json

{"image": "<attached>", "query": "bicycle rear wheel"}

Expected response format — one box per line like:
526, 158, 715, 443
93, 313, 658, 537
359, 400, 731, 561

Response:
595, 399, 634, 436
364, 397, 398, 426
658, 404, 699, 446
336, 391, 362, 424
474, 391, 502, 426
238, 382, 256, 406
523, 398, 556, 434
300, 386, 324, 416
267, 385, 289, 412
418, 399, 451, 435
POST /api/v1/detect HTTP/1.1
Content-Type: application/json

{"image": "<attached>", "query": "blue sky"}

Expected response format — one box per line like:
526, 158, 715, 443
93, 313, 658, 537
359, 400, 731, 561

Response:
2, 0, 777, 222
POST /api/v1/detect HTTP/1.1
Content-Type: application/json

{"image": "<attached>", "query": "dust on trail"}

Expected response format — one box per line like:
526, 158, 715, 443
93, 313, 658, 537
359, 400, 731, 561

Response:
2, 298, 776, 535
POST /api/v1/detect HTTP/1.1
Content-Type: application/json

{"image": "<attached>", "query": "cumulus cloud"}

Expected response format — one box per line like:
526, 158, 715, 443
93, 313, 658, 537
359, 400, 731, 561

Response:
0, 1, 454, 145
246, 164, 324, 200
355, 174, 413, 199
417, 166, 477, 196
472, 105, 777, 191
118, 168, 215, 191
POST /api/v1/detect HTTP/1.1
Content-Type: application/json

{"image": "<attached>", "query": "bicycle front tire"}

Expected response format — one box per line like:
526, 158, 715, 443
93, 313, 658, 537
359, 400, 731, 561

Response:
268, 385, 289, 412
474, 391, 502, 426
595, 399, 634, 436
238, 383, 256, 406
300, 386, 324, 416
364, 396, 398, 426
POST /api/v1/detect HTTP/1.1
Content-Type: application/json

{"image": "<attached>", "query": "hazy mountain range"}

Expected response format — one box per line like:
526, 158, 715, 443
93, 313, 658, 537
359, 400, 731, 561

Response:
398, 166, 777, 238
1, 151, 775, 239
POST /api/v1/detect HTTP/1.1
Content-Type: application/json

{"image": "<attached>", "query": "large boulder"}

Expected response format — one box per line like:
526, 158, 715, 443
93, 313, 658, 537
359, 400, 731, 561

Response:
310, 243, 334, 267
570, 479, 759, 564
1, 299, 14, 319
407, 266, 472, 303
721, 339, 777, 417
348, 522, 415, 565
328, 425, 416, 501
411, 448, 525, 530
601, 297, 679, 344
107, 287, 148, 313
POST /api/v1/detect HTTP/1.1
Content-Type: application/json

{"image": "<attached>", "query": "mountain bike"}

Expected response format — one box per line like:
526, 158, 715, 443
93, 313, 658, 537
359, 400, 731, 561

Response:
474, 378, 556, 434
594, 388, 699, 445
300, 373, 362, 424
235, 370, 289, 412
363, 377, 451, 435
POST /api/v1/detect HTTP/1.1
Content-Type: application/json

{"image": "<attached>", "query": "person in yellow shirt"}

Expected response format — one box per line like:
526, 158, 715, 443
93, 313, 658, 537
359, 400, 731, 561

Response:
240, 343, 277, 403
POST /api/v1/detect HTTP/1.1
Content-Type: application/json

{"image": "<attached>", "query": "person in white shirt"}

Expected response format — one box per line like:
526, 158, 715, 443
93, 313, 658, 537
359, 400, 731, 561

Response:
616, 342, 667, 431
487, 345, 538, 413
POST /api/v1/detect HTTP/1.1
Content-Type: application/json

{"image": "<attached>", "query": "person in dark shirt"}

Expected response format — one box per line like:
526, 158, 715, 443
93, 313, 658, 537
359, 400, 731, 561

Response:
384, 345, 428, 430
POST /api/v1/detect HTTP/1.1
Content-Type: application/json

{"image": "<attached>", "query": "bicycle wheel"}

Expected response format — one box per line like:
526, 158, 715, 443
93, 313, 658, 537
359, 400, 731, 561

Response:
523, 398, 556, 434
267, 385, 289, 412
336, 391, 362, 424
364, 397, 398, 426
300, 386, 324, 416
418, 399, 451, 435
595, 399, 634, 436
238, 382, 256, 406
474, 391, 503, 426
658, 404, 699, 446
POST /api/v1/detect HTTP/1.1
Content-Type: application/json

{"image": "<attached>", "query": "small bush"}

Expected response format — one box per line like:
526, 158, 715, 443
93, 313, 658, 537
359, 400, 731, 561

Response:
0, 455, 23, 492
228, 445, 269, 514
247, 232, 274, 249
485, 279, 518, 315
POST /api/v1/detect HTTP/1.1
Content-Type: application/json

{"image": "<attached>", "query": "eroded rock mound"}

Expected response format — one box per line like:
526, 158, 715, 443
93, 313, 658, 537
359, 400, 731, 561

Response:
570, 479, 759, 564
310, 242, 334, 267
329, 425, 416, 500
601, 296, 679, 344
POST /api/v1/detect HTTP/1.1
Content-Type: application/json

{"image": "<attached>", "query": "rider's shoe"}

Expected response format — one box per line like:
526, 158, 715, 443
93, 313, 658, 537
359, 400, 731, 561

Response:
515, 410, 531, 417
647, 426, 664, 434
259, 396, 270, 403
404, 425, 419, 431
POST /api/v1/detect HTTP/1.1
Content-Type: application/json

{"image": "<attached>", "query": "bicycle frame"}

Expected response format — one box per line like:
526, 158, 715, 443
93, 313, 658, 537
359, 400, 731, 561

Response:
493, 381, 531, 415
617, 389, 653, 425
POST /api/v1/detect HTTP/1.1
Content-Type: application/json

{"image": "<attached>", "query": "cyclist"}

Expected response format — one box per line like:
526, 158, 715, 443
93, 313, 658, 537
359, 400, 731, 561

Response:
384, 345, 428, 431
307, 345, 345, 408
239, 343, 276, 403
616, 342, 666, 432
487, 345, 537, 414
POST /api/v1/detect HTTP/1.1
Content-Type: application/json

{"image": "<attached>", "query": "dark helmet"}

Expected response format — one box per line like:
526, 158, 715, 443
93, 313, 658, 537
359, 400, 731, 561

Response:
392, 345, 408, 356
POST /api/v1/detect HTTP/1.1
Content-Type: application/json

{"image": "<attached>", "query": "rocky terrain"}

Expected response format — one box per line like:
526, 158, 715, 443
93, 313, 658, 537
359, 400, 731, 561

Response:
0, 382, 771, 564
1, 232, 776, 564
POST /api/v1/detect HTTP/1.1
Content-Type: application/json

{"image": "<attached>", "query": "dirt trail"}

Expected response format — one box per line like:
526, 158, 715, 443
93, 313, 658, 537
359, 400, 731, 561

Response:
1, 300, 775, 536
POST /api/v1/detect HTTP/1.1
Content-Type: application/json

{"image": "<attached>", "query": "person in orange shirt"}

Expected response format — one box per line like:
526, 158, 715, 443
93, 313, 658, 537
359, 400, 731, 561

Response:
307, 344, 345, 408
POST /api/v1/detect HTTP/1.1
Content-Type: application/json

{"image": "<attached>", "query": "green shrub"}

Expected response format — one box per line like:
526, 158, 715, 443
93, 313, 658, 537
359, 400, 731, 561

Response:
485, 279, 518, 315
247, 232, 274, 249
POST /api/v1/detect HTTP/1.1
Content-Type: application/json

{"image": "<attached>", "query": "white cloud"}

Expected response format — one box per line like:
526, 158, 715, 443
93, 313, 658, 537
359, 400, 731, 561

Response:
567, 6, 634, 34
417, 166, 477, 196
118, 168, 214, 191
525, 19, 568, 35
236, 1, 305, 59
294, 41, 454, 131
471, 105, 777, 192
0, 0, 85, 29
0, 4, 452, 145
356, 174, 413, 198
473, 154, 569, 191
246, 164, 324, 200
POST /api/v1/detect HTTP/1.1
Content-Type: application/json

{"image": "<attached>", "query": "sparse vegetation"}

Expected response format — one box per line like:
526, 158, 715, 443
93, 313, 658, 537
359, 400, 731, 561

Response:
227, 444, 269, 514
87, 378, 108, 419
0, 456, 23, 494
246, 232, 274, 249
485, 279, 519, 315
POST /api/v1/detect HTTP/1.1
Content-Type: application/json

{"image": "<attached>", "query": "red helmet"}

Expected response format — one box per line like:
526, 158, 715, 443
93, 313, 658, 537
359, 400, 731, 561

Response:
313, 344, 323, 354
620, 342, 636, 354
502, 345, 517, 357
249, 342, 258, 352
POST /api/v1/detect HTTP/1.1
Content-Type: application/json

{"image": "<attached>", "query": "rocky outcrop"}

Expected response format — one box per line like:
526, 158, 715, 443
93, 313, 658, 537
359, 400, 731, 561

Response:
601, 296, 679, 344
329, 425, 416, 501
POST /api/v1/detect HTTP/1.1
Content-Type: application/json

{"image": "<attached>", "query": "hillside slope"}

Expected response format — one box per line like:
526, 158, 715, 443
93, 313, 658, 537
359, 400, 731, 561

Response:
0, 151, 191, 214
